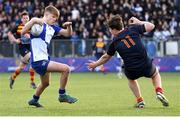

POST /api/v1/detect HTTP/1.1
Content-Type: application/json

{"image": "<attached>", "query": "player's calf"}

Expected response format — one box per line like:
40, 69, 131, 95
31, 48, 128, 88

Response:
9, 76, 14, 89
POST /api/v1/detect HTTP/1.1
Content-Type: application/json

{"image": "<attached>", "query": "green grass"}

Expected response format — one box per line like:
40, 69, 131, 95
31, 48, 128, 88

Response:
0, 72, 180, 116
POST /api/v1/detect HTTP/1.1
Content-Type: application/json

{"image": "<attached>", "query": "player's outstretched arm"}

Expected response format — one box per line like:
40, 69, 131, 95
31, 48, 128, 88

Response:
59, 22, 73, 37
87, 53, 112, 70
7, 32, 21, 44
128, 17, 155, 32
21, 17, 43, 35
96, 53, 112, 65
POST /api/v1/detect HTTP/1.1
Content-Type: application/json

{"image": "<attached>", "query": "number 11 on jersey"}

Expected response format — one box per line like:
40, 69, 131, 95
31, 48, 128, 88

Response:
121, 35, 136, 48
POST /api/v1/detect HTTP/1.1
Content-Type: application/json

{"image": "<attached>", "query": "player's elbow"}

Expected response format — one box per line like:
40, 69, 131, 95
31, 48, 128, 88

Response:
150, 23, 155, 31
145, 23, 155, 32
67, 31, 73, 37
70, 32, 73, 36
61, 32, 71, 37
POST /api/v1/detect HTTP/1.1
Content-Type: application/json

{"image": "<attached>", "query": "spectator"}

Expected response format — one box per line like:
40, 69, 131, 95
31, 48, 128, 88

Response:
92, 35, 106, 74
71, 31, 80, 56
174, 22, 180, 40
0, 0, 179, 44
169, 17, 177, 35
71, 7, 80, 20
153, 29, 163, 42
2, 23, 9, 40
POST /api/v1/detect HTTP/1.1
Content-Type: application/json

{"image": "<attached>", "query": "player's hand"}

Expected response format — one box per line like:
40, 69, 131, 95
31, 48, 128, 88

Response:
24, 33, 30, 39
32, 17, 43, 25
86, 60, 96, 71
62, 22, 72, 27
128, 17, 141, 25
15, 39, 21, 44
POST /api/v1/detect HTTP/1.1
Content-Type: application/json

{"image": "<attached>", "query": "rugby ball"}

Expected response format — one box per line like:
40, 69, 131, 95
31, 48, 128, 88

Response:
31, 24, 43, 36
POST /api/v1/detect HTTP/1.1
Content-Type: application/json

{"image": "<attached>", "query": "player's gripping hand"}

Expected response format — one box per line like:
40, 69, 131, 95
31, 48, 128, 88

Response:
62, 22, 72, 27
31, 17, 44, 25
15, 39, 21, 44
128, 17, 141, 25
24, 33, 30, 39
86, 60, 97, 71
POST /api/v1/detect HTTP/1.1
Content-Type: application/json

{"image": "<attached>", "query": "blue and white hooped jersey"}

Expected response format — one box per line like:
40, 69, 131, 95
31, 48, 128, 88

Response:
30, 23, 61, 62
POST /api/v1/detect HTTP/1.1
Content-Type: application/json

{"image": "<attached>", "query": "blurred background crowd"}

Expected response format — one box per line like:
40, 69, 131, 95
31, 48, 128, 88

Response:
0, 0, 180, 57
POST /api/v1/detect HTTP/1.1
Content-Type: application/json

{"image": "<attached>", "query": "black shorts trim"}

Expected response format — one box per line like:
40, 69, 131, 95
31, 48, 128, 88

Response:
19, 44, 31, 57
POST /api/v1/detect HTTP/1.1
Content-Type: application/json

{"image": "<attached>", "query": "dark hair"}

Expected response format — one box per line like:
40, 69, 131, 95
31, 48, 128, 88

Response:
107, 14, 124, 30
20, 11, 29, 17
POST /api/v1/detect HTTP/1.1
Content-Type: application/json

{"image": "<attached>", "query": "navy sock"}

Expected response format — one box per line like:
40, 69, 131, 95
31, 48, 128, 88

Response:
59, 89, 66, 95
33, 95, 39, 102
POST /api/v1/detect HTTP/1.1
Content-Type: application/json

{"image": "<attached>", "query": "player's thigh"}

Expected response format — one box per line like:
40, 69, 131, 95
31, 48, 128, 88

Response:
23, 52, 30, 60
19, 44, 30, 57
18, 56, 29, 69
20, 52, 30, 64
143, 63, 156, 78
124, 68, 141, 80
47, 61, 70, 73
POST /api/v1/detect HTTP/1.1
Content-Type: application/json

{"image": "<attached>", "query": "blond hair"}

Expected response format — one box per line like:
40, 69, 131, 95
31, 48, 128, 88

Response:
45, 5, 60, 18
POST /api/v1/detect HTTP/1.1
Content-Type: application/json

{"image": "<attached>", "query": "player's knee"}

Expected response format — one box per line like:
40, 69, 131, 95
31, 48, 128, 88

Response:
64, 65, 71, 73
151, 67, 159, 79
19, 63, 26, 69
128, 79, 136, 83
19, 66, 24, 70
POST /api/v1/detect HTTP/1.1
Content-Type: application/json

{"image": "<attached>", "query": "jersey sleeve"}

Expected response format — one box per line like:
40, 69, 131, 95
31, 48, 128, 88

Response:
52, 25, 61, 35
107, 41, 116, 56
130, 24, 146, 34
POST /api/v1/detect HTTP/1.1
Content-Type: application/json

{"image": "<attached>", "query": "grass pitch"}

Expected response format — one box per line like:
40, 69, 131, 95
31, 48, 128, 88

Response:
0, 72, 180, 116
